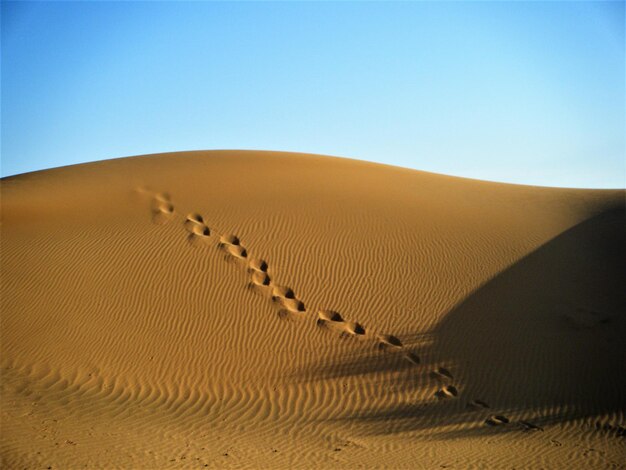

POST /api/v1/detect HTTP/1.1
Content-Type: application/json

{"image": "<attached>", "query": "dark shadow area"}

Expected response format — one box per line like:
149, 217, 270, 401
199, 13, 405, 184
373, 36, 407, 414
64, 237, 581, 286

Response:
294, 203, 626, 438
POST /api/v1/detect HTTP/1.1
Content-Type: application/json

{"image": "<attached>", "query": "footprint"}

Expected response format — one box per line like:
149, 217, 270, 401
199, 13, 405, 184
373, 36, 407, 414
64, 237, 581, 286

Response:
317, 310, 344, 323
271, 285, 296, 300
249, 258, 269, 273
430, 367, 454, 381
466, 399, 490, 409
250, 271, 271, 287
220, 234, 241, 246
134, 185, 152, 196
153, 201, 174, 214
485, 415, 510, 426
277, 300, 306, 319
186, 213, 204, 224
282, 299, 306, 314
434, 385, 458, 399
270, 284, 305, 317
217, 233, 247, 258
595, 422, 626, 437
154, 192, 171, 202
184, 216, 211, 237
226, 244, 247, 259
402, 352, 420, 365
519, 420, 543, 432
316, 310, 347, 333
195, 225, 211, 237
377, 334, 403, 349
151, 196, 175, 224
344, 321, 366, 336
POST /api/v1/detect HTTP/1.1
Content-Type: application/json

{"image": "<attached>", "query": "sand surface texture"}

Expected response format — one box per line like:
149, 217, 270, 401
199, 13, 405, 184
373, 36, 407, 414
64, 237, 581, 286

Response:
1, 151, 624, 468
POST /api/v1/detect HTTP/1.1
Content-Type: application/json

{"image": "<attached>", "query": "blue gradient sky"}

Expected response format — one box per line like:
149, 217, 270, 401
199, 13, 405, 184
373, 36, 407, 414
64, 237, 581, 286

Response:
2, 1, 624, 187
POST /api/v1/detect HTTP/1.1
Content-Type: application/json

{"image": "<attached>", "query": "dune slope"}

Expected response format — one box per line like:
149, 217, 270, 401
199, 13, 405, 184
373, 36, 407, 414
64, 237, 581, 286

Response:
1, 151, 624, 469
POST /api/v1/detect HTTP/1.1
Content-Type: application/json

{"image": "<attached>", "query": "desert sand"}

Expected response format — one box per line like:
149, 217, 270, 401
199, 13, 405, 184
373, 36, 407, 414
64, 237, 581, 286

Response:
1, 150, 624, 469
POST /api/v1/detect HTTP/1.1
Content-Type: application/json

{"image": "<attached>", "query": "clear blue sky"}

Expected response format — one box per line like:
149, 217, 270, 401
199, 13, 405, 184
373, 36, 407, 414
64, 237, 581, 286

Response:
2, 1, 624, 188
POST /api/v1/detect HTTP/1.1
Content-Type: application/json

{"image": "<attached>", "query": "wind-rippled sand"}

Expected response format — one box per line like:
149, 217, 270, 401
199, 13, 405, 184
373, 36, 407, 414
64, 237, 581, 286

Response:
1, 151, 624, 468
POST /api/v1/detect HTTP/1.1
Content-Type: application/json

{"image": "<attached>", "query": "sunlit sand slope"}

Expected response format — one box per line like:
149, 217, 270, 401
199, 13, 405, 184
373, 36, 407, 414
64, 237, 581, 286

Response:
1, 151, 624, 468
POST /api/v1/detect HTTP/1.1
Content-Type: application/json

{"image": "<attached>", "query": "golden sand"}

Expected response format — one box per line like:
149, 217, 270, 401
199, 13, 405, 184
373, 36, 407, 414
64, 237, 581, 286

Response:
1, 151, 624, 468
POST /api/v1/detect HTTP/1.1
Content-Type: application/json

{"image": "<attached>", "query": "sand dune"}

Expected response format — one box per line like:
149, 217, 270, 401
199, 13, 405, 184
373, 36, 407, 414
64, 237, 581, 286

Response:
1, 150, 624, 469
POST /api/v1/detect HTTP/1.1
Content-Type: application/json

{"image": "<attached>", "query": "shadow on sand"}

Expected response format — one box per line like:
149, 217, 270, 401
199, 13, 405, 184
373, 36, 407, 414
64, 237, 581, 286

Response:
294, 203, 626, 438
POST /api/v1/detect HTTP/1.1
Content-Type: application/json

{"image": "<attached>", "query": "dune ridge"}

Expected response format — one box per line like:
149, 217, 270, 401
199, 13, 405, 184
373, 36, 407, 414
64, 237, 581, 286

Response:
1, 150, 624, 468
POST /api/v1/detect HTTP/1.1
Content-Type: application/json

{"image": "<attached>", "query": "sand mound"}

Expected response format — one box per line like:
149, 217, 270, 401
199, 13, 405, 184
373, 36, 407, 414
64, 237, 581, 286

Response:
1, 150, 624, 469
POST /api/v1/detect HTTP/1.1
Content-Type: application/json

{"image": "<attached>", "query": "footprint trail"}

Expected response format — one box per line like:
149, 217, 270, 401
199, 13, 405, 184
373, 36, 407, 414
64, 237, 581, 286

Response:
138, 187, 544, 433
